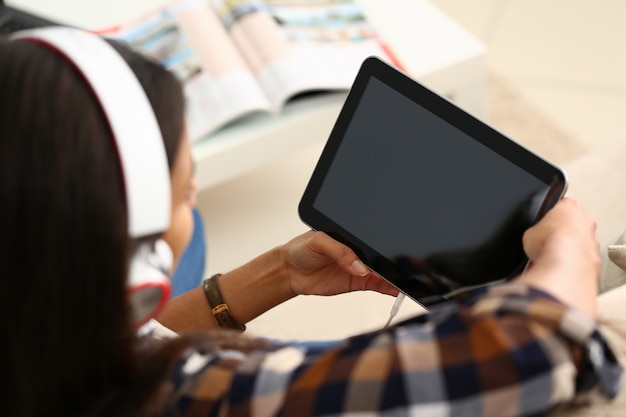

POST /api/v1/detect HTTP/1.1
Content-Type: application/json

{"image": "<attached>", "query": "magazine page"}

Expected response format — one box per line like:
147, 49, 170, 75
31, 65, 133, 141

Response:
105, 0, 271, 141
210, 0, 396, 111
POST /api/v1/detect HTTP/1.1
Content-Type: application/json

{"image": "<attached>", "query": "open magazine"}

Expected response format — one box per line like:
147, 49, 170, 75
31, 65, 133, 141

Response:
103, 0, 398, 141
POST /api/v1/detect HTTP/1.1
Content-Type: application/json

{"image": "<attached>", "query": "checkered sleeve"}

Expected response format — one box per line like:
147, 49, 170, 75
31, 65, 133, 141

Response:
180, 283, 622, 417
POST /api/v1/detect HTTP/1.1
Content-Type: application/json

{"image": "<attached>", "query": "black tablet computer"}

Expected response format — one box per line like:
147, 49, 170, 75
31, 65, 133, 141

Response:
299, 56, 567, 308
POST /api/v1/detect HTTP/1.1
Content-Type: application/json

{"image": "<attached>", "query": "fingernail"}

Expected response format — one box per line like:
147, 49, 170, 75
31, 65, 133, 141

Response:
352, 260, 369, 276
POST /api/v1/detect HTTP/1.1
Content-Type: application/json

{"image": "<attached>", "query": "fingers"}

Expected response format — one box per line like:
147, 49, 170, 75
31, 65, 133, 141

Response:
350, 259, 370, 276
362, 274, 400, 296
306, 231, 369, 276
517, 198, 600, 318
523, 198, 594, 255
522, 197, 599, 276
306, 231, 399, 295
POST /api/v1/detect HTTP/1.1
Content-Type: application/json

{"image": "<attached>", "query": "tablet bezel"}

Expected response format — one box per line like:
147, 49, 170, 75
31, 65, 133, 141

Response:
299, 56, 568, 307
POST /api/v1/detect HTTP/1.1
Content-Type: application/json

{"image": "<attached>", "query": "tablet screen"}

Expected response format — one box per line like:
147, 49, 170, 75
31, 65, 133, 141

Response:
299, 57, 567, 307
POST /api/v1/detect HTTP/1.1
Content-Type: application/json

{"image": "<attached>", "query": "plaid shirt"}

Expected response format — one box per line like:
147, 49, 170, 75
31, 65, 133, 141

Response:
163, 284, 622, 417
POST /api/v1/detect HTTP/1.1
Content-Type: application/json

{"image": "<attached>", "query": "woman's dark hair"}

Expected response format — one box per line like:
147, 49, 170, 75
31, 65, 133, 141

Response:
0, 35, 188, 416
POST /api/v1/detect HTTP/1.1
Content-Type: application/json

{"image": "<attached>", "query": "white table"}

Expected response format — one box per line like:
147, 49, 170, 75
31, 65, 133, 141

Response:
9, 0, 486, 190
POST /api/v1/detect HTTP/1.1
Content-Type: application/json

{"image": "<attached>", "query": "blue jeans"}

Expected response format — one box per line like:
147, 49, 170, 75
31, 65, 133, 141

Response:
171, 207, 206, 297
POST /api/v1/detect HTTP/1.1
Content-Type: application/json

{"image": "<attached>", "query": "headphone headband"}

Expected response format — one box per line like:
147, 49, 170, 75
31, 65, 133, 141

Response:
11, 27, 171, 237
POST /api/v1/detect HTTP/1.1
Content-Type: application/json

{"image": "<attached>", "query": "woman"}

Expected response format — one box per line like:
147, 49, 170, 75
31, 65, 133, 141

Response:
0, 27, 620, 417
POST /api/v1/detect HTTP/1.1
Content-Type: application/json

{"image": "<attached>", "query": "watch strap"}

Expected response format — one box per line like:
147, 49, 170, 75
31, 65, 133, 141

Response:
202, 273, 246, 331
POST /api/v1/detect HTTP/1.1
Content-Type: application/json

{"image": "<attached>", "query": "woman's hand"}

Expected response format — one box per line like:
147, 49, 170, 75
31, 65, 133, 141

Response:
280, 230, 399, 298
160, 230, 398, 333
516, 197, 600, 317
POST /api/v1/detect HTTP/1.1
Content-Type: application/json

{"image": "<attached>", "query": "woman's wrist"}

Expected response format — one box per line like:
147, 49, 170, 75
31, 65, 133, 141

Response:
216, 246, 294, 325
157, 246, 294, 333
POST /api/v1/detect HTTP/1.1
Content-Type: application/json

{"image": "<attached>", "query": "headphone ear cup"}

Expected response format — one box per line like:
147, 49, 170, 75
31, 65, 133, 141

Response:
127, 239, 173, 327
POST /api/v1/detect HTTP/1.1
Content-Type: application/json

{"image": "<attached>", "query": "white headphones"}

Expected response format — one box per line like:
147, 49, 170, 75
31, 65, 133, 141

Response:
11, 27, 174, 327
